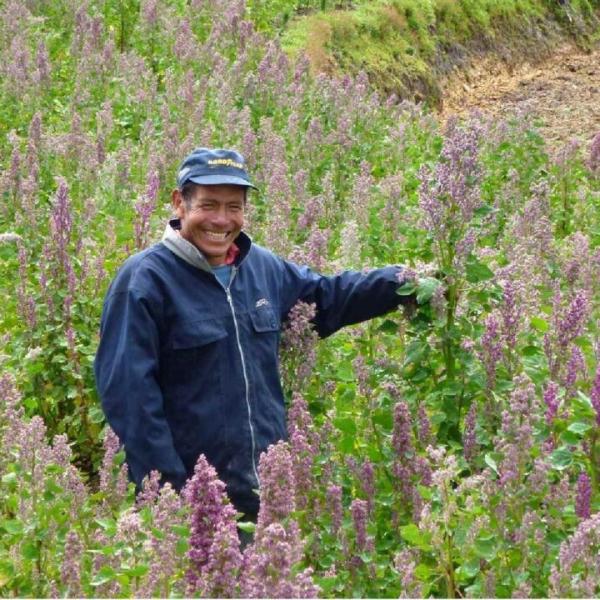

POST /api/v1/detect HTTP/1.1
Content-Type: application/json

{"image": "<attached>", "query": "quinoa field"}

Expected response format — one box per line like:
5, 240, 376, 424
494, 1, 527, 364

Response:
1, 0, 600, 597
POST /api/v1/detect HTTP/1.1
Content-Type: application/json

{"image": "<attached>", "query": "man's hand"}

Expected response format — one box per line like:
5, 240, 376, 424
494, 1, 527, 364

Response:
415, 276, 443, 305
397, 273, 444, 319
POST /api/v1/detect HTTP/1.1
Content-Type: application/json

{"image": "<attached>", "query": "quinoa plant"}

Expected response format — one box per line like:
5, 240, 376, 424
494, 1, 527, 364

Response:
0, 0, 600, 597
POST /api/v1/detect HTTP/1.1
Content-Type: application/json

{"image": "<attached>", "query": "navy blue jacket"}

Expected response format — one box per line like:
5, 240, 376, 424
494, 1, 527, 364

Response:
94, 227, 408, 514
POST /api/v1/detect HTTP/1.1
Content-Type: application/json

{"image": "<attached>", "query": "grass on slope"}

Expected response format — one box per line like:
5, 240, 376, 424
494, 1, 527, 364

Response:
280, 0, 600, 105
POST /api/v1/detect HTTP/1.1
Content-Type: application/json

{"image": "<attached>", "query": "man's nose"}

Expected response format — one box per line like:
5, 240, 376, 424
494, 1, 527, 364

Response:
211, 208, 229, 225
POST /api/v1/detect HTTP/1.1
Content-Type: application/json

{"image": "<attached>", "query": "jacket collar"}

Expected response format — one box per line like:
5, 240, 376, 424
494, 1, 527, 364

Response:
161, 219, 252, 272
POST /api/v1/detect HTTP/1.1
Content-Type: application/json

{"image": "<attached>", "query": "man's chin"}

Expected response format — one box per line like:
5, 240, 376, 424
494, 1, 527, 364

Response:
196, 242, 230, 265
196, 237, 229, 252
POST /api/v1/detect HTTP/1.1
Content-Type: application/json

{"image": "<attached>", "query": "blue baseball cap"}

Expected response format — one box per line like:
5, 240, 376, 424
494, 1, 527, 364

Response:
177, 147, 257, 190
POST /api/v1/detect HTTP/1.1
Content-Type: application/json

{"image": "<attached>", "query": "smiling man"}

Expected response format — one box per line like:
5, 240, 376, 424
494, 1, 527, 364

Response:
94, 147, 421, 520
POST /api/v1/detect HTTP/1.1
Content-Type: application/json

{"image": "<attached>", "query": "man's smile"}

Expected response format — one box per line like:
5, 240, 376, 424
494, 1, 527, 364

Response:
202, 230, 231, 241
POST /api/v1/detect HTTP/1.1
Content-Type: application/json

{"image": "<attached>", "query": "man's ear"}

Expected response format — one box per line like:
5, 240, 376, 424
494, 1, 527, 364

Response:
172, 189, 185, 218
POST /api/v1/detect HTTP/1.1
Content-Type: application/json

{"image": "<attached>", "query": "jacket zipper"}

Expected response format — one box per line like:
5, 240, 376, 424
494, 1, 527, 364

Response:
225, 266, 260, 486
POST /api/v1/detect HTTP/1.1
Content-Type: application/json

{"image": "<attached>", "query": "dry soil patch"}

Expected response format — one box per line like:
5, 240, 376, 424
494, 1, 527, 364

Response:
438, 43, 600, 152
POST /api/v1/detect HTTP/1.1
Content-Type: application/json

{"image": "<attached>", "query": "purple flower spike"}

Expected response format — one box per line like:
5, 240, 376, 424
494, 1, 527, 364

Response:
242, 523, 319, 598
588, 131, 600, 172
463, 402, 478, 463
543, 381, 560, 426
361, 460, 375, 516
136, 470, 161, 508
575, 472, 592, 520
479, 313, 503, 389
257, 441, 296, 529
417, 117, 483, 266
327, 484, 343, 535
198, 519, 243, 598
417, 404, 432, 447
138, 483, 184, 597
98, 427, 128, 507
392, 401, 414, 458
290, 428, 314, 511
50, 178, 72, 273
550, 512, 600, 597
60, 530, 83, 597
242, 443, 318, 596
281, 301, 318, 387
501, 280, 522, 351
182, 454, 240, 594
134, 170, 159, 250
141, 0, 158, 26
564, 345, 585, 396
350, 498, 369, 552
557, 290, 589, 348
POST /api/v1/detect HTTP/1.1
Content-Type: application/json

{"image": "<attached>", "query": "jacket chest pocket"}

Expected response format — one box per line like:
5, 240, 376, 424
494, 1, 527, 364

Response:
249, 306, 279, 333
164, 319, 228, 395
248, 306, 280, 366
170, 319, 228, 350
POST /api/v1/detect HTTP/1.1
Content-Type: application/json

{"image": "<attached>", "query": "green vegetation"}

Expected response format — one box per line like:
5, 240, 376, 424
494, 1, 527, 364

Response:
281, 0, 600, 103
1, 0, 600, 597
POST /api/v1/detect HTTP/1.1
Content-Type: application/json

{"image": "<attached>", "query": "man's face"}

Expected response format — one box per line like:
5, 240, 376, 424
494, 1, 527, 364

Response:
172, 184, 245, 266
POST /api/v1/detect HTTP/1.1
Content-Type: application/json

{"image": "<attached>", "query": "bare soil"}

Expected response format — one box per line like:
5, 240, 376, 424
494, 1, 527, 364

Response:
438, 43, 600, 151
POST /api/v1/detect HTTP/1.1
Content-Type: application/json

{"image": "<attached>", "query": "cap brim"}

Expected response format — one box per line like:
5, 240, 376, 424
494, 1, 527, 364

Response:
187, 175, 258, 190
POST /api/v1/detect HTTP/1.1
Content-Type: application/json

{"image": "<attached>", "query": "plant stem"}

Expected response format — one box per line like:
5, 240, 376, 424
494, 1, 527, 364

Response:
120, 0, 126, 53
589, 431, 598, 492
370, 413, 395, 486
441, 481, 458, 598
444, 534, 457, 599
561, 176, 569, 236
443, 281, 458, 381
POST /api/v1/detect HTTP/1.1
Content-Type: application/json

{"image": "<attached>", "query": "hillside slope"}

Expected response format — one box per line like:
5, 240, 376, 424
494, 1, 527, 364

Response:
281, 0, 600, 106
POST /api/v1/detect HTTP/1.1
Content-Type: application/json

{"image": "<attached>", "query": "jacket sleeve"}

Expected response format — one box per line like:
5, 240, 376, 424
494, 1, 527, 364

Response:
278, 260, 411, 338
94, 287, 187, 490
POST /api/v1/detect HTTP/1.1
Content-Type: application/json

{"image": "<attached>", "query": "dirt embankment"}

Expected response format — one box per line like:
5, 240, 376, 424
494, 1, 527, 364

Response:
437, 43, 600, 151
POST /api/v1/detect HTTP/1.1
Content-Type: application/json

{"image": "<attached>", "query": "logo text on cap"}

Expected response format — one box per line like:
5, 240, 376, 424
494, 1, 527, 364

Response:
207, 158, 244, 169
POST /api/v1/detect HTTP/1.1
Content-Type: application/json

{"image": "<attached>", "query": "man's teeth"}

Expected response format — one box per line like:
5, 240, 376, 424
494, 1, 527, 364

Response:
204, 231, 229, 241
